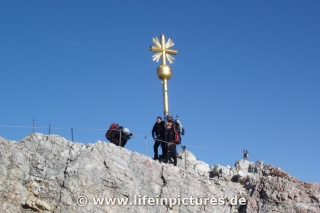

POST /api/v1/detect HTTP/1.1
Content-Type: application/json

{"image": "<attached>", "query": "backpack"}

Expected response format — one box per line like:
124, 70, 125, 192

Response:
106, 123, 119, 141
175, 118, 185, 136
173, 131, 181, 144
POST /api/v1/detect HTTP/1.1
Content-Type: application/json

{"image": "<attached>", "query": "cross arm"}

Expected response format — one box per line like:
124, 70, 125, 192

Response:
149, 46, 178, 55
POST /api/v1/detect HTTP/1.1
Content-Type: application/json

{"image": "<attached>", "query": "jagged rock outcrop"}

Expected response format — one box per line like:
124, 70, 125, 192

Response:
0, 133, 319, 212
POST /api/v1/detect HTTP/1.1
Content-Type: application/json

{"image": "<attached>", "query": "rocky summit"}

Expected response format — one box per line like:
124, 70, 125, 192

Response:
0, 133, 319, 213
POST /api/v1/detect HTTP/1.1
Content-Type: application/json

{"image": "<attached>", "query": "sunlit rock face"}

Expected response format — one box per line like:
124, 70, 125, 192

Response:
0, 133, 319, 212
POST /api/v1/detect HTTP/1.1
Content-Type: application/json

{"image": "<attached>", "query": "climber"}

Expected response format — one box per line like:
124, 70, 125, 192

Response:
152, 116, 166, 160
218, 168, 223, 179
166, 113, 183, 143
243, 149, 249, 160
164, 122, 178, 166
112, 127, 133, 147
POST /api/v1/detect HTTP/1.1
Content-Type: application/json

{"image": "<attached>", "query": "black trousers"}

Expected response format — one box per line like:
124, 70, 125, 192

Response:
165, 144, 177, 166
154, 136, 166, 159
112, 139, 127, 147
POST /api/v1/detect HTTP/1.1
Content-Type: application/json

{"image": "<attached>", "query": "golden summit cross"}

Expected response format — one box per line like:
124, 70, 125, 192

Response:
149, 34, 178, 117
149, 34, 178, 65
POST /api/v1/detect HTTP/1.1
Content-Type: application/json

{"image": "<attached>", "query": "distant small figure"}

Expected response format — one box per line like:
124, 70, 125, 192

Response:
218, 168, 223, 179
243, 149, 249, 160
152, 116, 166, 160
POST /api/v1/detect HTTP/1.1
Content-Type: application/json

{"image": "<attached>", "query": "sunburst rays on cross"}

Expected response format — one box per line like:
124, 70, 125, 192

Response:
150, 35, 177, 64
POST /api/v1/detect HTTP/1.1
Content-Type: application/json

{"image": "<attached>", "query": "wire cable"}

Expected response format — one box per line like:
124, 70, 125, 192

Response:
0, 124, 260, 161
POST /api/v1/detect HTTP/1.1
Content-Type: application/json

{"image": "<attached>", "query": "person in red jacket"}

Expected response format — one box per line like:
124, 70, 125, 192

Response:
164, 122, 177, 166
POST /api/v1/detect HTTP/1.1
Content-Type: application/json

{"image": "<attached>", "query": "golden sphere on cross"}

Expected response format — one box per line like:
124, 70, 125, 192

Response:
157, 65, 172, 80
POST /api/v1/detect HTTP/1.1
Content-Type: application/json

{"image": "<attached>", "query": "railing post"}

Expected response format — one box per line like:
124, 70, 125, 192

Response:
71, 128, 74, 142
145, 136, 147, 156
182, 145, 187, 170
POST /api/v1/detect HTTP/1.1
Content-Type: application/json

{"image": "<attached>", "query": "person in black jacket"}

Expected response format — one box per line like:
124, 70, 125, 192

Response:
152, 116, 166, 160
112, 127, 133, 147
164, 122, 177, 166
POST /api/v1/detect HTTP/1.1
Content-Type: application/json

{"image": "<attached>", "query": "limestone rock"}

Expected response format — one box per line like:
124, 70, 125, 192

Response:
0, 134, 319, 213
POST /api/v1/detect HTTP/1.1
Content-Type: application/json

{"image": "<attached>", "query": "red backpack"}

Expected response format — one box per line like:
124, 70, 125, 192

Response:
173, 131, 181, 144
106, 123, 119, 141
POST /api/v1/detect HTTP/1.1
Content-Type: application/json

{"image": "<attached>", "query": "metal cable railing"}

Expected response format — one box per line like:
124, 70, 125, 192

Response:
0, 124, 257, 162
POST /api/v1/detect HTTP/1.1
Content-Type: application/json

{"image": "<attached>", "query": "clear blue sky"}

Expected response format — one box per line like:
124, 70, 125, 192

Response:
1, 1, 319, 183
